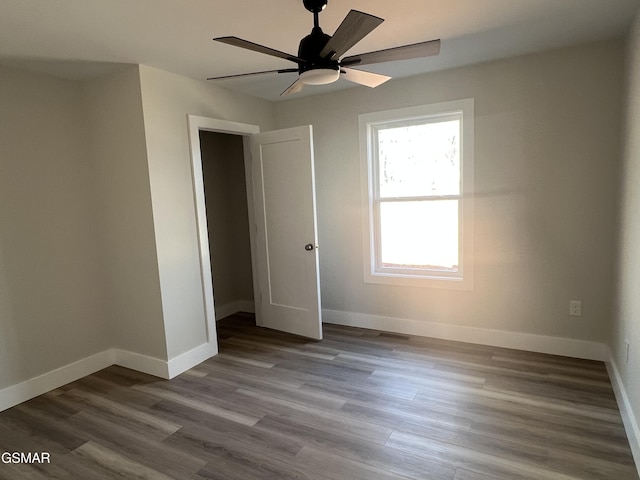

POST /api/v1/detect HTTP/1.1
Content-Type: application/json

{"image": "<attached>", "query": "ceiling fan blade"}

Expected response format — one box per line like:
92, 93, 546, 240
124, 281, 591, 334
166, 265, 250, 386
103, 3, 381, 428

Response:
341, 39, 441, 67
214, 36, 304, 64
281, 78, 305, 96
341, 68, 391, 88
320, 10, 384, 60
207, 68, 298, 81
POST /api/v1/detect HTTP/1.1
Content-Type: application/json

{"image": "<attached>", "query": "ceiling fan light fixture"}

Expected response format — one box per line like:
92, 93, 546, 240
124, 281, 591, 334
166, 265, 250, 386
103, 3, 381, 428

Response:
299, 68, 340, 85
209, 3, 441, 96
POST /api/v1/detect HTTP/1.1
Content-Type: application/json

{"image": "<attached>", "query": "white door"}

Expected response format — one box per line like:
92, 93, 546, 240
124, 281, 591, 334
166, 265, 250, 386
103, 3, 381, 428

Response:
249, 126, 322, 340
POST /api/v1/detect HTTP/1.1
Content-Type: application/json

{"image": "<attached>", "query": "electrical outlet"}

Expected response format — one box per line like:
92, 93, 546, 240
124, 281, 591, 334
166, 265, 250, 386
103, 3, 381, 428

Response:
569, 300, 582, 316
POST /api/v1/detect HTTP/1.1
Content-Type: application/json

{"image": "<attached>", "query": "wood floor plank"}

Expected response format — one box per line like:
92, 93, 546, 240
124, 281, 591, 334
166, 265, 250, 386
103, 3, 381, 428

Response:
63, 411, 208, 479
340, 400, 474, 433
61, 388, 182, 440
0, 313, 637, 480
386, 430, 579, 480
293, 445, 415, 480
255, 413, 457, 480
131, 383, 262, 427
0, 404, 87, 453
192, 445, 323, 480
470, 416, 636, 464
394, 420, 550, 465
72, 441, 176, 480
198, 355, 308, 389
414, 375, 625, 425
225, 375, 347, 412
232, 388, 393, 445
150, 402, 304, 459
454, 468, 510, 480
65, 373, 162, 408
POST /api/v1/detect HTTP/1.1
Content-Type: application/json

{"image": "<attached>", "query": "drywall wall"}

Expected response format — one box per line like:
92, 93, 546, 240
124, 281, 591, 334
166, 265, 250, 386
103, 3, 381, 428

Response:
138, 65, 275, 359
0, 62, 275, 406
0, 66, 109, 388
200, 131, 254, 313
613, 11, 640, 457
81, 66, 167, 359
274, 39, 623, 345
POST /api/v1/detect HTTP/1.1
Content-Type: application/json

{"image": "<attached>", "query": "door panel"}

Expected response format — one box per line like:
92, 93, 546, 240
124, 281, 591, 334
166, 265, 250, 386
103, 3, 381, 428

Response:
250, 126, 322, 340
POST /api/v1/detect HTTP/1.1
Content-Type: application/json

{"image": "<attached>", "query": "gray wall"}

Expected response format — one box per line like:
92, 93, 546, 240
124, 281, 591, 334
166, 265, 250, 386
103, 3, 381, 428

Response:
82, 66, 167, 359
274, 39, 624, 343
138, 65, 274, 359
613, 11, 640, 449
0, 66, 110, 387
0, 62, 275, 392
200, 131, 254, 313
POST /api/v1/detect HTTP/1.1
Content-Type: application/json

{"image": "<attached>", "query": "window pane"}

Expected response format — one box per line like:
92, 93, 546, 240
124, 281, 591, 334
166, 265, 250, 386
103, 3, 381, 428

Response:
378, 119, 460, 198
379, 200, 458, 271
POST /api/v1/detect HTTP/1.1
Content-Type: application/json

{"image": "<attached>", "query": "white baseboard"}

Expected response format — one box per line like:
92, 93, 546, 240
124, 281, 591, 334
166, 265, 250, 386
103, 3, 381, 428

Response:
0, 350, 114, 412
606, 354, 640, 474
0, 342, 219, 412
166, 342, 217, 378
215, 300, 255, 321
322, 309, 609, 361
112, 349, 170, 379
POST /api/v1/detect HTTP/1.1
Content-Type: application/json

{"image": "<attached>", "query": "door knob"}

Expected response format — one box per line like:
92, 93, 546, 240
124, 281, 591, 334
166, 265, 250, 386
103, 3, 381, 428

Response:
304, 243, 314, 251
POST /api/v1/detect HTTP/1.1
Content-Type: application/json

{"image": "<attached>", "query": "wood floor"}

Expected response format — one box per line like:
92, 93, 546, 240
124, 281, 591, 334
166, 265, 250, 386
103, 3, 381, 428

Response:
0, 313, 637, 480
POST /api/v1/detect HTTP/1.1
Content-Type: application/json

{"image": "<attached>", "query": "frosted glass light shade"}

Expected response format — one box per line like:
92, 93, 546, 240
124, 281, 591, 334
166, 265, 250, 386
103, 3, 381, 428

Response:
299, 68, 340, 85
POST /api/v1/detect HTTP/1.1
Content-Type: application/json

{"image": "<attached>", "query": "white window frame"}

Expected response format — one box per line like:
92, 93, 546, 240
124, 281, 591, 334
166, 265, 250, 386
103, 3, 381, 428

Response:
359, 98, 474, 290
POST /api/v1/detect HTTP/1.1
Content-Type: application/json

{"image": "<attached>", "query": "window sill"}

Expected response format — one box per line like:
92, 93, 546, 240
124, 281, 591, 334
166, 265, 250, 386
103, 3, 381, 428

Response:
364, 271, 474, 290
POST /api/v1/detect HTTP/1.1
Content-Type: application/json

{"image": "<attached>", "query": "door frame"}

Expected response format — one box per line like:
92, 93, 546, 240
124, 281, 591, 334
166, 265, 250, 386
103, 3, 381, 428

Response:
186, 115, 261, 348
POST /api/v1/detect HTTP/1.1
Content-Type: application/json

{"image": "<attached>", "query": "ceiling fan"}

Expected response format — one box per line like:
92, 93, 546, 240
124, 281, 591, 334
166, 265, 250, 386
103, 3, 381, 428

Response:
208, 0, 441, 96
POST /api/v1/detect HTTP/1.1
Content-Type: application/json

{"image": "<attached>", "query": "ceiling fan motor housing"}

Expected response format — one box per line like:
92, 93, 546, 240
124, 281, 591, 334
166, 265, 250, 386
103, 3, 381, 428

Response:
303, 0, 328, 13
298, 27, 338, 73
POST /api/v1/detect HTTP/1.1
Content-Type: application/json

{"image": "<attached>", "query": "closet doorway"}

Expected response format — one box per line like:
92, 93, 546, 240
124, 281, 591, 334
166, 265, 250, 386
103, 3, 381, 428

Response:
199, 130, 255, 321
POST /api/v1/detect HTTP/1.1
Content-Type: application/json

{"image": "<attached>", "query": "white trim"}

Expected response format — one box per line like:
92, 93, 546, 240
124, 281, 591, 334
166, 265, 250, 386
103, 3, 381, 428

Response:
166, 342, 218, 379
359, 98, 474, 291
322, 309, 608, 361
606, 353, 640, 474
243, 135, 263, 328
114, 345, 219, 380
188, 116, 260, 137
214, 300, 256, 321
0, 350, 114, 412
186, 115, 261, 345
114, 343, 219, 380
112, 349, 170, 379
0, 341, 222, 412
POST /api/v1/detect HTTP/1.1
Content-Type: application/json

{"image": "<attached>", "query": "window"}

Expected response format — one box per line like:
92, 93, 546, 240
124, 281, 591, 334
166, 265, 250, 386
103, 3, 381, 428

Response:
359, 99, 474, 289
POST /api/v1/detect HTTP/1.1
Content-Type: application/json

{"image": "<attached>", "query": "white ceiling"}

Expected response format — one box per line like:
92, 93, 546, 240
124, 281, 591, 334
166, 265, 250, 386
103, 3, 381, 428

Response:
0, 0, 637, 102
